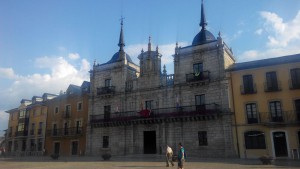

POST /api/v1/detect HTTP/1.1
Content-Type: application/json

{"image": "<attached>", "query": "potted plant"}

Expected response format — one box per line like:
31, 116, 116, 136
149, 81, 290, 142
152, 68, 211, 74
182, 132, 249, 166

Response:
259, 155, 274, 165
50, 153, 59, 160
101, 153, 111, 161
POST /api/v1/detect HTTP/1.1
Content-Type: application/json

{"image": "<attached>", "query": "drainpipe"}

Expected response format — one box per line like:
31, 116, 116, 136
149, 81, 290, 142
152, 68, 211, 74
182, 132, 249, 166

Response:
230, 72, 240, 158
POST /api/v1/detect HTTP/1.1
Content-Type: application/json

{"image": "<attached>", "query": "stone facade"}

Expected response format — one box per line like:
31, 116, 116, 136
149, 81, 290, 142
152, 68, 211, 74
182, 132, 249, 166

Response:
87, 2, 236, 158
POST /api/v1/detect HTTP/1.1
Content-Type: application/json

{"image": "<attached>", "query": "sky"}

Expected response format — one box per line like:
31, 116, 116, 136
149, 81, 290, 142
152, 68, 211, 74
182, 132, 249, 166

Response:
0, 0, 300, 136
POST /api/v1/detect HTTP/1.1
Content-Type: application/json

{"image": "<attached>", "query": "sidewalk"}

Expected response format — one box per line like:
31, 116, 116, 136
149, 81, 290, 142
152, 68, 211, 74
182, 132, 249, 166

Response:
0, 154, 300, 169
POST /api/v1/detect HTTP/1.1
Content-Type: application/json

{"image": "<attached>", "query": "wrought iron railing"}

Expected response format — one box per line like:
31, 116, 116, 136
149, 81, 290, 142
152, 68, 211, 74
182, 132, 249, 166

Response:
90, 103, 221, 124
186, 71, 210, 82
47, 127, 83, 137
62, 111, 71, 118
15, 130, 28, 137
240, 84, 257, 95
246, 111, 300, 124
97, 86, 116, 95
289, 79, 300, 90
264, 81, 281, 92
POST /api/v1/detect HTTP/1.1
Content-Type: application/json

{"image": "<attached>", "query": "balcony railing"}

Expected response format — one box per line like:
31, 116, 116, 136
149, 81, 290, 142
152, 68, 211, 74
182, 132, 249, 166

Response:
97, 86, 115, 95
289, 79, 300, 90
240, 84, 257, 95
246, 111, 300, 124
15, 130, 28, 137
264, 81, 281, 92
90, 103, 221, 124
47, 127, 83, 137
186, 71, 210, 83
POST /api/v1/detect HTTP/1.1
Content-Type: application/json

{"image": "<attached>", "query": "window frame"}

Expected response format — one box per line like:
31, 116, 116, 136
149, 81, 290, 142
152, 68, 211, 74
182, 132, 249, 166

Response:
245, 103, 258, 124
244, 131, 266, 149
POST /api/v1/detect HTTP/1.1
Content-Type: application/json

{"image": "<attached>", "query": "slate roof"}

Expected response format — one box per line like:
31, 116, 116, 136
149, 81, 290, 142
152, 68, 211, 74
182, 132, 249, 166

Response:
228, 53, 300, 71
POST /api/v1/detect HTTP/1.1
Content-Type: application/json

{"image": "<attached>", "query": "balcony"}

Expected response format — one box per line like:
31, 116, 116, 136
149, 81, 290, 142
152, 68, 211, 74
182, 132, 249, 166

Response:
18, 117, 29, 123
186, 71, 210, 83
97, 86, 115, 95
264, 81, 281, 92
289, 79, 300, 90
240, 84, 257, 95
15, 130, 28, 137
90, 104, 222, 127
47, 127, 83, 137
246, 111, 300, 125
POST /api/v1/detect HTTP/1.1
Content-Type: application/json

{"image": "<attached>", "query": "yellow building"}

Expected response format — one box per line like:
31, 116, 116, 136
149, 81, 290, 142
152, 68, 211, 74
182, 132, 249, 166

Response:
26, 94, 57, 155
229, 53, 300, 159
5, 94, 57, 156
45, 82, 89, 156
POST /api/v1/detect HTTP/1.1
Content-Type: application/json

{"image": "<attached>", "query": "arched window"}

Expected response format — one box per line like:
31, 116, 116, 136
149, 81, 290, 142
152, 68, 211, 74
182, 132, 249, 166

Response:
244, 131, 266, 149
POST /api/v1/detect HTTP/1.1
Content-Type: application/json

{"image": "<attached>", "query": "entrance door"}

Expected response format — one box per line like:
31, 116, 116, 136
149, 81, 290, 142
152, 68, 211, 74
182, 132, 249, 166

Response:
54, 142, 60, 155
71, 141, 78, 155
273, 132, 288, 157
144, 131, 156, 154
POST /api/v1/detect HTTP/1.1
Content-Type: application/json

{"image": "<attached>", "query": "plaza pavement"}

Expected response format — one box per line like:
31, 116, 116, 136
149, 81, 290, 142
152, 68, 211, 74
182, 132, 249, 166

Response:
0, 154, 300, 169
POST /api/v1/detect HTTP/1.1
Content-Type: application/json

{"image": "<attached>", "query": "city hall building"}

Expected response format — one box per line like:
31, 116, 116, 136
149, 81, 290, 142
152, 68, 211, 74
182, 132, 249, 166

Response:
86, 2, 236, 158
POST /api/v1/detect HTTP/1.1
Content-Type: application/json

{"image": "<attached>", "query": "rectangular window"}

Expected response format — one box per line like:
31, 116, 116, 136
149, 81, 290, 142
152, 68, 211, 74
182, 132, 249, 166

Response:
246, 103, 258, 124
244, 131, 266, 149
193, 63, 203, 74
145, 100, 153, 110
65, 105, 71, 117
105, 79, 111, 87
37, 138, 43, 151
291, 68, 300, 89
31, 123, 35, 135
64, 122, 69, 135
19, 110, 26, 118
269, 101, 283, 122
195, 95, 205, 111
77, 102, 82, 111
104, 105, 111, 120
55, 107, 59, 114
18, 123, 25, 132
198, 131, 208, 146
38, 122, 43, 135
53, 124, 57, 136
103, 136, 109, 148
266, 72, 279, 91
30, 139, 35, 151
242, 75, 255, 94
76, 120, 82, 134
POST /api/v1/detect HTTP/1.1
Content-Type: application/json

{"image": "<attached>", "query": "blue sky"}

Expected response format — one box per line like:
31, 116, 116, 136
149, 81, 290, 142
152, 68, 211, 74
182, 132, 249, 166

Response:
0, 0, 300, 135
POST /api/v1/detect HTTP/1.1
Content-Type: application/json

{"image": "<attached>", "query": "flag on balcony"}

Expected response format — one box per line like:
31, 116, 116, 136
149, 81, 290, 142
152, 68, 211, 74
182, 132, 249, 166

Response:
138, 109, 151, 117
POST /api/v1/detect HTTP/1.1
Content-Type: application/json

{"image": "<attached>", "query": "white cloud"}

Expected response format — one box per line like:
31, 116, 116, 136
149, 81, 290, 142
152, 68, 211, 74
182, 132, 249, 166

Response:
68, 53, 80, 60
0, 67, 17, 79
239, 10, 300, 62
260, 11, 300, 47
126, 42, 188, 73
0, 53, 90, 135
0, 110, 9, 136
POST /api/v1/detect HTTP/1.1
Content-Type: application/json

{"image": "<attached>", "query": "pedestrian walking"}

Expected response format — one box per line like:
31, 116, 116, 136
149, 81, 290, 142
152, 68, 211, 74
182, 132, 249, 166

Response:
166, 145, 174, 167
177, 143, 185, 169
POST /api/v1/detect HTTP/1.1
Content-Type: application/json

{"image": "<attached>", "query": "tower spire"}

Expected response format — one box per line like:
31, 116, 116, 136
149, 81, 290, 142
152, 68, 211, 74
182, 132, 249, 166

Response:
118, 17, 125, 52
200, 0, 207, 30
148, 36, 152, 51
